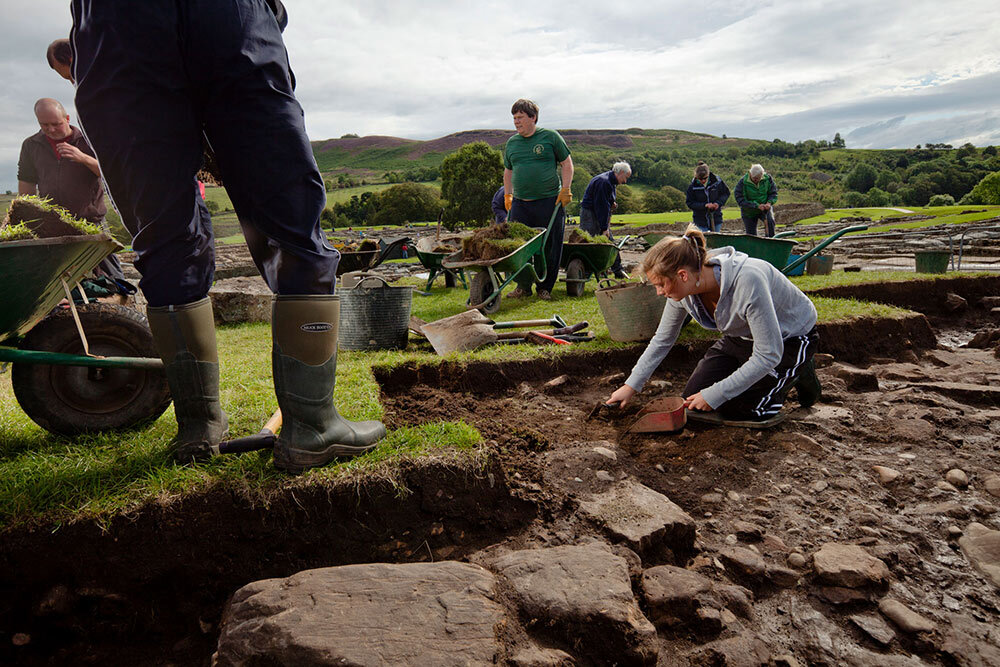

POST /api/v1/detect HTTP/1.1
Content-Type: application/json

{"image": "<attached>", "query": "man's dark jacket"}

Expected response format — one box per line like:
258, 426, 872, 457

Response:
17, 126, 106, 222
685, 172, 729, 229
580, 170, 618, 230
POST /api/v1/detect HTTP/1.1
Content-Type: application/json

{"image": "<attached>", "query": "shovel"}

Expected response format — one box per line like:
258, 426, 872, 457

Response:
211, 409, 282, 455
421, 311, 587, 355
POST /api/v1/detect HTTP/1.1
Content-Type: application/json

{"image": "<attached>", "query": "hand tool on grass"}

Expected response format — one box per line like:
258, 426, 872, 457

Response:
211, 409, 282, 455
420, 310, 587, 355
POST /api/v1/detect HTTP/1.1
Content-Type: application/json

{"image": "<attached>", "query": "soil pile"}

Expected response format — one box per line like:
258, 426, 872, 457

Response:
460, 222, 536, 261
340, 239, 378, 252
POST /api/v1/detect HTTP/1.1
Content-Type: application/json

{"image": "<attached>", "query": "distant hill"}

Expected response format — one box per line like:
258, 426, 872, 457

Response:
310, 129, 999, 209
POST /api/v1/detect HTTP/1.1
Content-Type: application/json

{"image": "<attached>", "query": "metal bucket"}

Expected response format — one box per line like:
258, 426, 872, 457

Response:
595, 281, 667, 342
339, 275, 413, 351
914, 250, 950, 274
806, 254, 834, 275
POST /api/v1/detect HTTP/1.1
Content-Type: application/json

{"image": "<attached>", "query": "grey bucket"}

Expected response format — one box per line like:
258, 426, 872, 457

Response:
339, 274, 414, 350
595, 281, 667, 342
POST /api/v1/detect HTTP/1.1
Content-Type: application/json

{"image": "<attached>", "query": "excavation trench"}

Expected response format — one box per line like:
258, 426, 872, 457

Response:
2, 278, 999, 665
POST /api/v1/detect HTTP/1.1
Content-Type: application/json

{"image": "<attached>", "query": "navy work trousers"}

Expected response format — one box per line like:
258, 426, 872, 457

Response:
71, 0, 338, 307
741, 209, 776, 237
579, 207, 623, 276
509, 196, 564, 294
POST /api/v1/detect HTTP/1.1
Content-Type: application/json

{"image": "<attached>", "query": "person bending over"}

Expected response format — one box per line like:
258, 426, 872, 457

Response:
607, 225, 821, 421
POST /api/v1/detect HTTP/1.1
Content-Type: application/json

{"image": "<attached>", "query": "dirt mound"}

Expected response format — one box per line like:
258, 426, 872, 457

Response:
565, 228, 611, 244
459, 222, 536, 261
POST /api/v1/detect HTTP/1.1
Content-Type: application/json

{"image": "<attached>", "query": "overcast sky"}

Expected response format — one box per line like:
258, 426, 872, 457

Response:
2, 0, 999, 191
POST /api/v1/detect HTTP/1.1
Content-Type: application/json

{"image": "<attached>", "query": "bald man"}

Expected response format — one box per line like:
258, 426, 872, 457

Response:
17, 98, 125, 284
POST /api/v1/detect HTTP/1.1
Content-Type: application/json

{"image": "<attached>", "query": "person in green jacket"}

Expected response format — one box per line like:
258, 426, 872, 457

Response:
733, 163, 778, 237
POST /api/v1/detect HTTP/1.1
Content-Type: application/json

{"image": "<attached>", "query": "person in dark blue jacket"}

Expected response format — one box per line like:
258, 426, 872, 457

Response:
490, 185, 507, 224
70, 0, 385, 472
685, 162, 730, 232
580, 161, 631, 278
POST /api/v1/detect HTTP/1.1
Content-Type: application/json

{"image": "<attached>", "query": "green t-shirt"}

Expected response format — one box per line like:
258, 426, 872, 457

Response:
503, 128, 571, 201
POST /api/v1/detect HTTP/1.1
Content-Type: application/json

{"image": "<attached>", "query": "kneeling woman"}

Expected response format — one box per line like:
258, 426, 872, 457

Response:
608, 225, 820, 421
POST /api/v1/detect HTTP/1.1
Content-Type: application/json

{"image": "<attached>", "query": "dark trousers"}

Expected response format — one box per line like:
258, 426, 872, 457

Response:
71, 0, 338, 307
509, 196, 564, 293
684, 327, 818, 420
579, 207, 623, 275
741, 209, 775, 237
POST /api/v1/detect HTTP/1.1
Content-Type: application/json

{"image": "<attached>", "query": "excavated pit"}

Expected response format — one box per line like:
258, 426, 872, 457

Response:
2, 278, 1000, 665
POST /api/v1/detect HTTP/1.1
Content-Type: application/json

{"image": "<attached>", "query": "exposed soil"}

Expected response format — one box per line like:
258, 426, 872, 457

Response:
2, 280, 999, 665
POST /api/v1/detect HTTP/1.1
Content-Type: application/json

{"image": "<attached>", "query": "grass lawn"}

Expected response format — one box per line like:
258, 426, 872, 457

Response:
0, 267, 975, 529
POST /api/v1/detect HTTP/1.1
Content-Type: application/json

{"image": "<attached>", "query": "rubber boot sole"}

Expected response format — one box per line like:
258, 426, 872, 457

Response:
273, 441, 379, 475
685, 410, 786, 429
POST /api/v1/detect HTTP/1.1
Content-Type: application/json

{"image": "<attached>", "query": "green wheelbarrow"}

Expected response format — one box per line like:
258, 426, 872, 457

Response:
442, 204, 563, 314
414, 235, 468, 292
0, 233, 171, 435
703, 224, 869, 275
560, 235, 630, 297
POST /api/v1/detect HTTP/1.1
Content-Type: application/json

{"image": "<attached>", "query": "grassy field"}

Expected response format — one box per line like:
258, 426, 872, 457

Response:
0, 265, 962, 528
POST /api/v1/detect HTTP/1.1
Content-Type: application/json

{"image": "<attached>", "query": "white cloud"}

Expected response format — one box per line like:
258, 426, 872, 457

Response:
1, 0, 998, 190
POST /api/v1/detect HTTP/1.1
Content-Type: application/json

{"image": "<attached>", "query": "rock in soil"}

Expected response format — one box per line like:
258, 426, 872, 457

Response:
214, 562, 504, 666
493, 543, 658, 665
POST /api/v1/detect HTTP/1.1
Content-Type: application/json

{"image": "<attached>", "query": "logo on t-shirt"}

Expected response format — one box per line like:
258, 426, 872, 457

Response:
533, 144, 544, 155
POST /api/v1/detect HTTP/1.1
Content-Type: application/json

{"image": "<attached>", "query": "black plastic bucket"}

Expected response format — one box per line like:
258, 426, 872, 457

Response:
339, 275, 413, 350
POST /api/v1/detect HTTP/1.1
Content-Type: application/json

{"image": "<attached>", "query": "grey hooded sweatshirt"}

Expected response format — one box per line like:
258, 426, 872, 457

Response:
625, 246, 817, 409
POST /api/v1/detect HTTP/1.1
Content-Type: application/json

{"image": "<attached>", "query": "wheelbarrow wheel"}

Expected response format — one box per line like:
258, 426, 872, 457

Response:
12, 303, 171, 436
565, 258, 586, 297
470, 271, 501, 315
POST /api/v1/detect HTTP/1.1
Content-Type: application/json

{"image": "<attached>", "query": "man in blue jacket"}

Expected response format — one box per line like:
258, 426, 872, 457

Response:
685, 162, 730, 232
580, 161, 631, 278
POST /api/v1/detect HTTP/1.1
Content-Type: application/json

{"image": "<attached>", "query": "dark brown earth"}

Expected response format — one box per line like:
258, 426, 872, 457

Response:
2, 279, 999, 665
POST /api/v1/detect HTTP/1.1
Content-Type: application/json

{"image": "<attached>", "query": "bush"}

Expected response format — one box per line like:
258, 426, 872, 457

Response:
965, 171, 1000, 205
844, 163, 877, 192
205, 199, 220, 213
643, 186, 686, 213
440, 141, 504, 228
371, 183, 441, 226
927, 194, 955, 207
864, 187, 892, 207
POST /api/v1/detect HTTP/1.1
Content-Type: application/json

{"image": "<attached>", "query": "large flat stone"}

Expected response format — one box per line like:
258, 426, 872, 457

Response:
812, 543, 890, 590
640, 564, 754, 631
494, 543, 657, 665
959, 522, 1000, 589
214, 561, 503, 666
577, 480, 695, 555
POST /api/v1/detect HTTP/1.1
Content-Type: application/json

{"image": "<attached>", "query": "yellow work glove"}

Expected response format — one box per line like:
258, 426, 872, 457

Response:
557, 187, 572, 207
504, 193, 513, 211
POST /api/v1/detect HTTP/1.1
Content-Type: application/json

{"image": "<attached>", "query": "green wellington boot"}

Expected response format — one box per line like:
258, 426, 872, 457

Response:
146, 297, 229, 463
271, 294, 386, 474
792, 358, 822, 408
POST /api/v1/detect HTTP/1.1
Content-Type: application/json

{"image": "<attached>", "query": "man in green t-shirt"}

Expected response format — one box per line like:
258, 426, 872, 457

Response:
502, 99, 573, 300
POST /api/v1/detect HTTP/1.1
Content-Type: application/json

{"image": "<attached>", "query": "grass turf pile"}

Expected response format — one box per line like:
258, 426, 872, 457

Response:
0, 222, 35, 242
2, 195, 101, 238
341, 239, 379, 252
460, 222, 537, 261
565, 228, 612, 245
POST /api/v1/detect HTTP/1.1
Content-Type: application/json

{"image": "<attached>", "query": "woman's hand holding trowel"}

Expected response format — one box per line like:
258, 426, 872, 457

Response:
607, 384, 636, 408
